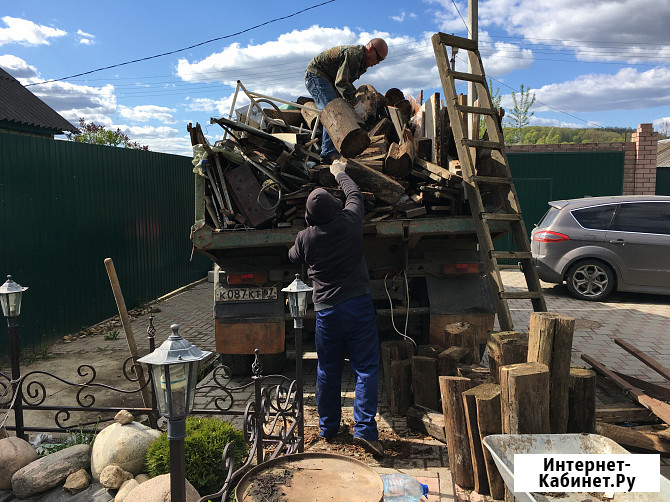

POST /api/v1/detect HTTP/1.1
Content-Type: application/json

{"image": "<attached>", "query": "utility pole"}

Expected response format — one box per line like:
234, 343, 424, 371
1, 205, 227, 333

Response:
468, 0, 478, 140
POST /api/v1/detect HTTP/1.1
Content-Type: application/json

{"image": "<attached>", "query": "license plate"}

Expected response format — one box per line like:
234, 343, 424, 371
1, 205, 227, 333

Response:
218, 286, 277, 302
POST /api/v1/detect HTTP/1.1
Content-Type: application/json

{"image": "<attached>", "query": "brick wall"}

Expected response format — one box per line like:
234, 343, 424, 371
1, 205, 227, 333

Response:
505, 124, 658, 195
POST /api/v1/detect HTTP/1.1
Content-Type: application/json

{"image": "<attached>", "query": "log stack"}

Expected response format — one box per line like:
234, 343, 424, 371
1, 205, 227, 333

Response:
189, 83, 472, 230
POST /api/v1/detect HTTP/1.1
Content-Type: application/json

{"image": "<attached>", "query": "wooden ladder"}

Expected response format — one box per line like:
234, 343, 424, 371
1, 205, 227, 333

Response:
431, 32, 546, 330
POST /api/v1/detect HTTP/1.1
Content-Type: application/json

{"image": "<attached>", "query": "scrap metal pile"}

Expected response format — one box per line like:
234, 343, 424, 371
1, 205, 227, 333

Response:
188, 83, 473, 231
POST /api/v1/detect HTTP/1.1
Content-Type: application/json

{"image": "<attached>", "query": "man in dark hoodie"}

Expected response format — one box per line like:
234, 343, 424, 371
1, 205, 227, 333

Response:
288, 159, 382, 457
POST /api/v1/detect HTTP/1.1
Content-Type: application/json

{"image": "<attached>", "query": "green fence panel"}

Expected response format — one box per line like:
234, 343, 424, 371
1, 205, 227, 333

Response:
0, 132, 211, 355
657, 166, 670, 195
494, 150, 625, 253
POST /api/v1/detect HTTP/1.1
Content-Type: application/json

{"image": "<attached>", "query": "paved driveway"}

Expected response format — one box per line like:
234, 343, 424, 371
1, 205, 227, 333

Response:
500, 270, 670, 384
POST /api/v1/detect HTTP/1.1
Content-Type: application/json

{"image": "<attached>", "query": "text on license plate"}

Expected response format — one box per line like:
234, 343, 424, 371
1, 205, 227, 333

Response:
218, 287, 278, 302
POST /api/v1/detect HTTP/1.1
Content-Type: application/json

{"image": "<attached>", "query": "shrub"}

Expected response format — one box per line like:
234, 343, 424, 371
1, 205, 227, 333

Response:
145, 416, 248, 496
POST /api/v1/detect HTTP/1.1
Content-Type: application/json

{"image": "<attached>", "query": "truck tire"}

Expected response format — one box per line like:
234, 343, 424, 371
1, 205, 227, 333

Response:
220, 352, 287, 376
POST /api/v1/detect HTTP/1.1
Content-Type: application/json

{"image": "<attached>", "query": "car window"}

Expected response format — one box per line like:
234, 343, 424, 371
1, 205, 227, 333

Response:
570, 204, 616, 230
610, 202, 670, 235
536, 207, 561, 229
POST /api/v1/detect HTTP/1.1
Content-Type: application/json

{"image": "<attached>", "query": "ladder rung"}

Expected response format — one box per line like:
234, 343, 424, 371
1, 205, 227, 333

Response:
500, 291, 544, 300
472, 176, 512, 184
455, 104, 497, 116
447, 70, 487, 84
462, 138, 504, 149
481, 213, 523, 221
434, 32, 479, 51
490, 251, 532, 260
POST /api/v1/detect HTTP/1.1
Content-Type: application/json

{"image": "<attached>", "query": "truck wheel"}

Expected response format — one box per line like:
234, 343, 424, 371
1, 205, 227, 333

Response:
220, 352, 287, 376
566, 259, 615, 301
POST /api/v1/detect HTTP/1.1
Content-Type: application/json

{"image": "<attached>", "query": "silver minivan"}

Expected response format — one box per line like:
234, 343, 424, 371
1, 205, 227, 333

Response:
530, 195, 670, 301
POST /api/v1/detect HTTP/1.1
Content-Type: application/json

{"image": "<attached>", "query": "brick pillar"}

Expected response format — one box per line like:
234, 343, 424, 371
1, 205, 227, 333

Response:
628, 123, 658, 195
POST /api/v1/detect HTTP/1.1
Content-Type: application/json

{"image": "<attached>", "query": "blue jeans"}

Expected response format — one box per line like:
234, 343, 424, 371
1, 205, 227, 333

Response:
315, 294, 379, 441
305, 71, 338, 159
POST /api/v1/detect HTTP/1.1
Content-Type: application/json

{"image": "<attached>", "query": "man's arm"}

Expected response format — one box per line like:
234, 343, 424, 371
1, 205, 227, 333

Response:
330, 160, 364, 218
334, 50, 364, 103
288, 234, 304, 264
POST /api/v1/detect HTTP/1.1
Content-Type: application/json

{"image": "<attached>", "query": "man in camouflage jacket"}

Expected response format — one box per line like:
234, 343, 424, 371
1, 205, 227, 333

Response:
305, 38, 388, 163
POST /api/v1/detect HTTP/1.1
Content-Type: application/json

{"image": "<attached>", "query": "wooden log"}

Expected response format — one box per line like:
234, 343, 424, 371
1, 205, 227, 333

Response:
300, 100, 319, 128
412, 356, 439, 411
355, 84, 379, 124
596, 422, 670, 454
528, 312, 575, 433
472, 384, 504, 500
458, 365, 492, 384
416, 138, 432, 161
384, 140, 416, 178
368, 117, 393, 138
438, 346, 471, 376
384, 87, 404, 106
440, 376, 475, 488
381, 340, 414, 405
500, 362, 551, 434
418, 344, 444, 358
441, 321, 480, 362
343, 158, 406, 204
567, 367, 596, 433
390, 359, 412, 415
486, 331, 528, 384
596, 404, 656, 424
406, 405, 446, 442
395, 99, 412, 124
424, 93, 441, 165
462, 387, 490, 494
320, 98, 370, 158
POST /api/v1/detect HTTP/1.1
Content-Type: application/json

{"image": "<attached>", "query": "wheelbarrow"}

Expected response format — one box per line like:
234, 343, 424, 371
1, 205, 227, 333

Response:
482, 434, 669, 502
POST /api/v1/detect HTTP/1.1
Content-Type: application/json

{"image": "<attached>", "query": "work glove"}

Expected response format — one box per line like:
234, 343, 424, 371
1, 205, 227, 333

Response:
353, 101, 368, 122
330, 158, 346, 178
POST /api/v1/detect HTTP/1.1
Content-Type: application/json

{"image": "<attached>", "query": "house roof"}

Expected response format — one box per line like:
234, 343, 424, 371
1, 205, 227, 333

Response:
659, 139, 670, 168
0, 67, 78, 135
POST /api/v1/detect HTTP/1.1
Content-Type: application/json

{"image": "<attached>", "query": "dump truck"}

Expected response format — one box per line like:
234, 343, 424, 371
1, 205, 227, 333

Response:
189, 80, 508, 373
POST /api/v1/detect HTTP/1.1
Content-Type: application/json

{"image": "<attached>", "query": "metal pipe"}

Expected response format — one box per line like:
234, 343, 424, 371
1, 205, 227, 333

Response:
168, 418, 187, 502
295, 318, 304, 452
8, 316, 25, 440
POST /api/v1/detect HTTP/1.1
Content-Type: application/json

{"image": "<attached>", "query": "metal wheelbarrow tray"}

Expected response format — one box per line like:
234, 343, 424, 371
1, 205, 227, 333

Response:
482, 433, 669, 502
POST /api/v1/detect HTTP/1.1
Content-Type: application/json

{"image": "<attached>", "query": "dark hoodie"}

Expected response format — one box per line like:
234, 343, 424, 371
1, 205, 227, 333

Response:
288, 172, 370, 310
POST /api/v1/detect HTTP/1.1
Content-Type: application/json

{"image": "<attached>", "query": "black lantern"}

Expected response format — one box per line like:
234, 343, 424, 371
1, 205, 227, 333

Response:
0, 275, 28, 319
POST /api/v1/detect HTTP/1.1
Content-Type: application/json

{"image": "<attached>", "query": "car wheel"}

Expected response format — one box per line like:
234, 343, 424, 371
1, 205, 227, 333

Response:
566, 260, 615, 301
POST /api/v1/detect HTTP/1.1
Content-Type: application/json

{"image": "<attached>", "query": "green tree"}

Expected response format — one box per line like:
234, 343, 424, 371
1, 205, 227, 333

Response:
66, 118, 148, 150
479, 78, 502, 137
508, 84, 536, 143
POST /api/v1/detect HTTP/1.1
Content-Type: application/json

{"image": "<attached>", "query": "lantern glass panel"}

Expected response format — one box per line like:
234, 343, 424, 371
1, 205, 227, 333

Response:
296, 290, 308, 318
0, 292, 22, 317
151, 362, 198, 418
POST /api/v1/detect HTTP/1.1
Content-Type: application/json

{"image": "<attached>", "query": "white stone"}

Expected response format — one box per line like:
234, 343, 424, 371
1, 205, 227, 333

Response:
134, 474, 150, 484
99, 465, 133, 489
91, 422, 161, 480
114, 410, 134, 425
115, 479, 139, 502
0, 437, 38, 490
123, 474, 200, 502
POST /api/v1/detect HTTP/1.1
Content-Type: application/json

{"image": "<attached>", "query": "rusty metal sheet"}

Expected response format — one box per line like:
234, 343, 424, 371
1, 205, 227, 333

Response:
215, 320, 284, 354
224, 163, 276, 228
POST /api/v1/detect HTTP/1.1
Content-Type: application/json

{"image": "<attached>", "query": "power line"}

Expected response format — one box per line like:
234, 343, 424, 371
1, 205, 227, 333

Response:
24, 0, 337, 87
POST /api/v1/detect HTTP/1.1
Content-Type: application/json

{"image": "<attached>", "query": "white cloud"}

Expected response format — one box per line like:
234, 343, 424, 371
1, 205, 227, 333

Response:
119, 105, 176, 124
76, 29, 95, 45
0, 54, 39, 78
29, 81, 118, 125
481, 41, 534, 75
0, 16, 66, 46
392, 11, 406, 22
479, 0, 670, 63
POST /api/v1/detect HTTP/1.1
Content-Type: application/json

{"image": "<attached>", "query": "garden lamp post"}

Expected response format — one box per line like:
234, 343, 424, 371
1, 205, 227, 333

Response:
138, 324, 211, 502
0, 275, 28, 440
281, 274, 312, 452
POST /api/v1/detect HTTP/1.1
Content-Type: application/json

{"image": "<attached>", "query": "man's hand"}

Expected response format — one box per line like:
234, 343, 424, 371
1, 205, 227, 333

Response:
330, 158, 346, 177
353, 101, 367, 122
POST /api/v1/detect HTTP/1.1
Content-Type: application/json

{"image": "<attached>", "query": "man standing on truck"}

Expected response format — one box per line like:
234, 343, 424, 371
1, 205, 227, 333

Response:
288, 159, 383, 458
305, 38, 388, 164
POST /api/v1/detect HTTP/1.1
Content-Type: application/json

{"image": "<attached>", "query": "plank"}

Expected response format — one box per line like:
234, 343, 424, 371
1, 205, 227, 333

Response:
596, 422, 670, 454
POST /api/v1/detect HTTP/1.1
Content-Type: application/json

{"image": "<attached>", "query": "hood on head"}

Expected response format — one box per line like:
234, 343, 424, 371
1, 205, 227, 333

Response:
305, 188, 343, 225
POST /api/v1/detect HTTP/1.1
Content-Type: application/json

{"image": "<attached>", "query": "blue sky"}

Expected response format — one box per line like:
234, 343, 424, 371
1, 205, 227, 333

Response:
2, 0, 669, 155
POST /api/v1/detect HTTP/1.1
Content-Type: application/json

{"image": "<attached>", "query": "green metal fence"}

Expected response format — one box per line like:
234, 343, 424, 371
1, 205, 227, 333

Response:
0, 132, 211, 354
496, 150, 625, 252
657, 166, 670, 195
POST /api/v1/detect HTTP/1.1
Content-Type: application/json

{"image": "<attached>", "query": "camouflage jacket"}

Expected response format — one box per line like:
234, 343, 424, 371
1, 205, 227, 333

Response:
306, 45, 367, 103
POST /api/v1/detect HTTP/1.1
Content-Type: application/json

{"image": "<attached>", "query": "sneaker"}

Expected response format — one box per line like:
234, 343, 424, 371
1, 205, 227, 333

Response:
353, 437, 385, 458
